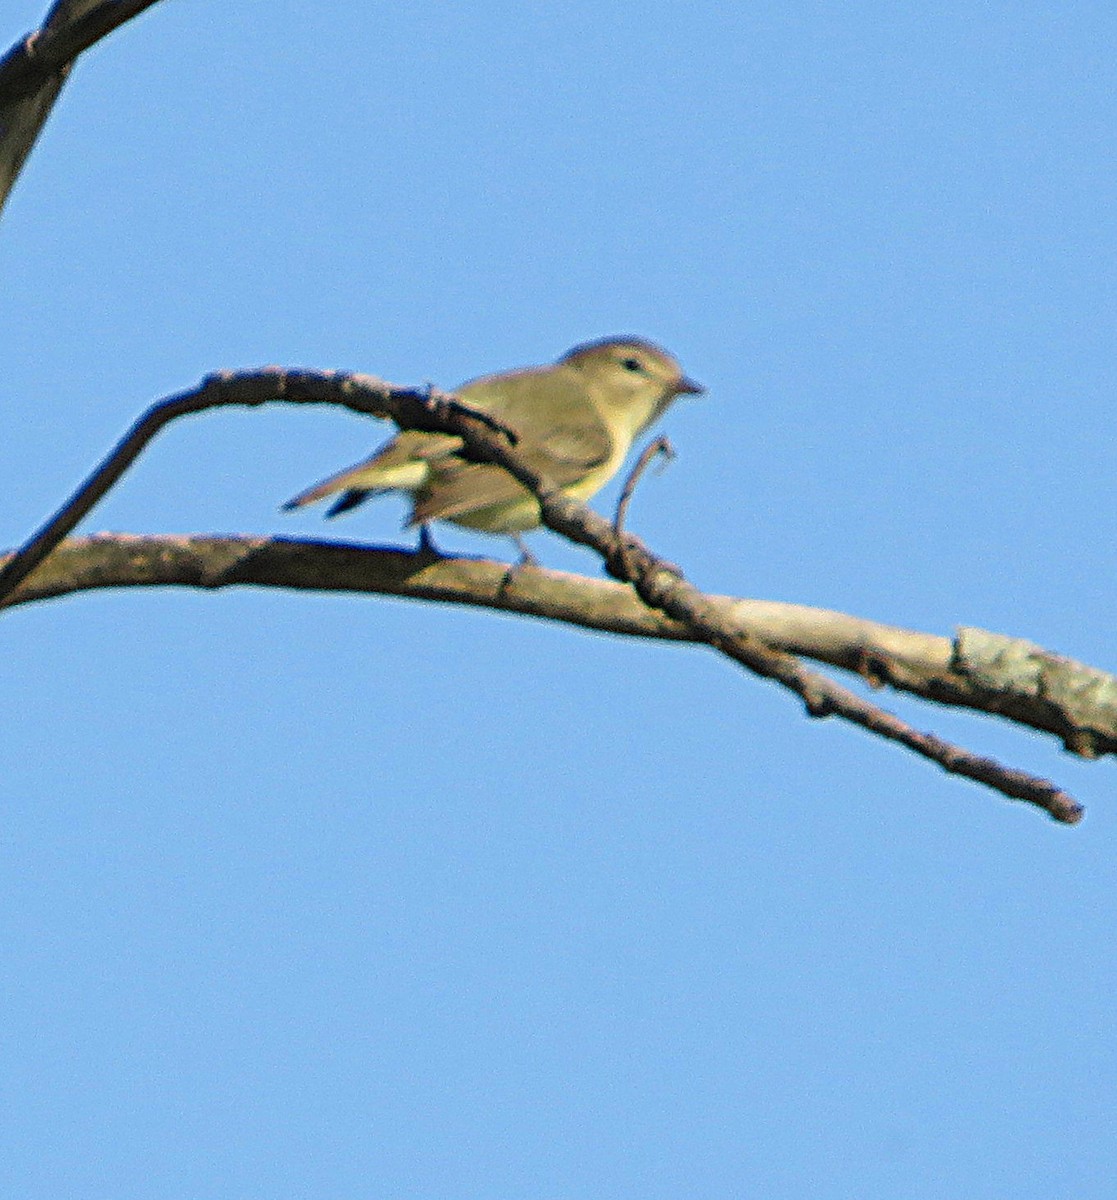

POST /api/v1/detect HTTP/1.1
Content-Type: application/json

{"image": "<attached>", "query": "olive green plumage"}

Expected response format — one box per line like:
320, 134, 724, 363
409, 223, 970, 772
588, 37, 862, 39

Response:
283, 337, 703, 535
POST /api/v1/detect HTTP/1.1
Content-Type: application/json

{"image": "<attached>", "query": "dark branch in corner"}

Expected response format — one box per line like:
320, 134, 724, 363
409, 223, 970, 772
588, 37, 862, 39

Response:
0, 1, 165, 216
0, 368, 1086, 825
0, 1, 161, 106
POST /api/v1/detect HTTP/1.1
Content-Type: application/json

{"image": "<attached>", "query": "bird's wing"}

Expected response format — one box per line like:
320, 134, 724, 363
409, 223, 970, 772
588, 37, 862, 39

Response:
409, 371, 614, 525
457, 368, 614, 473
409, 461, 529, 525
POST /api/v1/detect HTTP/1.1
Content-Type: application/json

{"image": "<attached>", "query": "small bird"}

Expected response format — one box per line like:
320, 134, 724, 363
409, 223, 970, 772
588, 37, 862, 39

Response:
282, 337, 703, 549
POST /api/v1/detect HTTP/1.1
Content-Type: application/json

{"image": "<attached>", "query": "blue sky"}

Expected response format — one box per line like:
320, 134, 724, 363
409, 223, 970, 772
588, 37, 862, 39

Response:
3, 3, 1116, 1196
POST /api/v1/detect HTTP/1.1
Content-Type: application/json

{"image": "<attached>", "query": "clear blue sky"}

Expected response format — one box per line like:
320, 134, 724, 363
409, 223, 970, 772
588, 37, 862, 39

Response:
3, 3, 1116, 1196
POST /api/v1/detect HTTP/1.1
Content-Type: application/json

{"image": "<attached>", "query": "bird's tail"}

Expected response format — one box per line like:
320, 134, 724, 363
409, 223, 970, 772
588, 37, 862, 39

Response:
282, 457, 429, 516
281, 472, 361, 512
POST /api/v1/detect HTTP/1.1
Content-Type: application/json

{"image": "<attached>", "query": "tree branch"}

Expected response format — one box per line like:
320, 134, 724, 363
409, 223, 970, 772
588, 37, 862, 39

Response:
0, 369, 1098, 824
8, 531, 1114, 761
1, 0, 165, 215
0, 368, 500, 604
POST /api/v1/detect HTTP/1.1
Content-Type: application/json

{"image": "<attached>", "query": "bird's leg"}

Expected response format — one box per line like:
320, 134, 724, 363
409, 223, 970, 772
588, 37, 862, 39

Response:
415, 523, 445, 558
494, 535, 539, 601
510, 535, 538, 567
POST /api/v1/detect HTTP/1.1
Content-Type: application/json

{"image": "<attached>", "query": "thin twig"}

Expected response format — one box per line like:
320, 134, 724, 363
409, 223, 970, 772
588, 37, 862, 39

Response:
614, 436, 675, 536
611, 436, 675, 584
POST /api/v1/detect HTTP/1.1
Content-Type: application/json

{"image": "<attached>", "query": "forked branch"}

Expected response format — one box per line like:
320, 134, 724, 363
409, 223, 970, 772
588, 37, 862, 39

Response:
0, 367, 1099, 824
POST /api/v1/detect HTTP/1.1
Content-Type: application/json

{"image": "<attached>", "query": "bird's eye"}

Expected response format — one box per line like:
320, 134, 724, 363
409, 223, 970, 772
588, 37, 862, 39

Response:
621, 357, 644, 373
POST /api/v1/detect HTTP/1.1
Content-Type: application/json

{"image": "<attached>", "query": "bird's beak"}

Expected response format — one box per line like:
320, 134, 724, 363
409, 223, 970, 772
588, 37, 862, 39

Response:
676, 376, 705, 396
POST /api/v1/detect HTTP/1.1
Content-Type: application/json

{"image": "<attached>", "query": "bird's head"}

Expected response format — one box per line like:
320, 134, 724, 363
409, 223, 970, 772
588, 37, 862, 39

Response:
561, 337, 704, 433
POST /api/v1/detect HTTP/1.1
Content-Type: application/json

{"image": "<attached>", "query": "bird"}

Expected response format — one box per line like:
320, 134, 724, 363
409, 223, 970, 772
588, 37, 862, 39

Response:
282, 336, 703, 552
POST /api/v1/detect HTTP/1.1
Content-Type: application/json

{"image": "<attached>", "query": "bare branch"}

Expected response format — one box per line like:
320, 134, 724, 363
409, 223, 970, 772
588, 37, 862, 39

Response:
0, 369, 475, 605
1, 1, 164, 215
8, 534, 1113, 753
0, 369, 1093, 824
374, 384, 1085, 821
0, 1, 162, 105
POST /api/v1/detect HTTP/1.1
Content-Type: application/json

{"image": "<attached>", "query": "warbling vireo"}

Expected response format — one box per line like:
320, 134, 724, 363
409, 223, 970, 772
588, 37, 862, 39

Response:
282, 337, 703, 544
